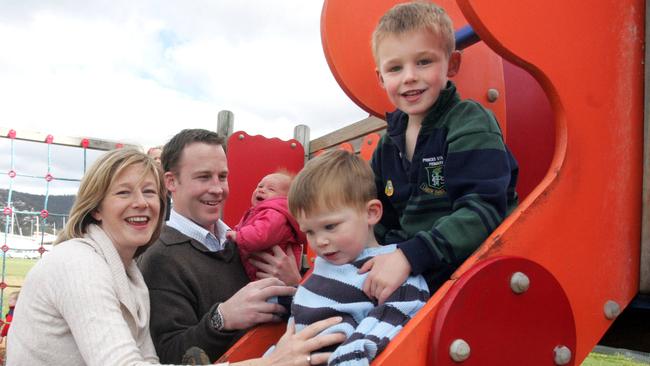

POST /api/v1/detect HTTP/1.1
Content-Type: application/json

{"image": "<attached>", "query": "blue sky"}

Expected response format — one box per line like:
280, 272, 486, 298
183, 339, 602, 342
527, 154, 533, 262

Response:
0, 1, 371, 195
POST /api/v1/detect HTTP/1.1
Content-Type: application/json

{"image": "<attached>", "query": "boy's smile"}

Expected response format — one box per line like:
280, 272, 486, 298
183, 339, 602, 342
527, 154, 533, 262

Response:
376, 28, 460, 124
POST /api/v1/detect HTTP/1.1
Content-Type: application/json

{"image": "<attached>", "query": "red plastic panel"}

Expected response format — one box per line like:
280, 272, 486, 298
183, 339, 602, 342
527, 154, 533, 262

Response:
503, 60, 555, 200
223, 131, 304, 227
430, 256, 576, 366
321, 0, 508, 134
217, 323, 285, 363
359, 133, 381, 162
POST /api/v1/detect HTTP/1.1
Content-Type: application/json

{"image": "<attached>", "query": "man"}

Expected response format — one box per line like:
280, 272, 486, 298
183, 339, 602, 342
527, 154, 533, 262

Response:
138, 129, 301, 363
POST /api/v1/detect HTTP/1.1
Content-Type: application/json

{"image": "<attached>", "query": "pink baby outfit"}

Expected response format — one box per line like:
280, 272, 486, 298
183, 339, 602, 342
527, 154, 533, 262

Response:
232, 197, 306, 280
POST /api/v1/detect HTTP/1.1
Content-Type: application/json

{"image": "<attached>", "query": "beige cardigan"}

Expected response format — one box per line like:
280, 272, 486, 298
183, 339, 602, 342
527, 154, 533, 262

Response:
7, 224, 161, 366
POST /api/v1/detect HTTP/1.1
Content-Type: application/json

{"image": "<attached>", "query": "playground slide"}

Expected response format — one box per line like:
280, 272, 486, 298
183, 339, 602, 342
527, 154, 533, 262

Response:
220, 0, 644, 364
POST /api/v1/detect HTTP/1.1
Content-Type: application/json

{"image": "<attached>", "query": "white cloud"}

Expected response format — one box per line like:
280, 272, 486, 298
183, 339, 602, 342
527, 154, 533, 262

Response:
0, 0, 369, 152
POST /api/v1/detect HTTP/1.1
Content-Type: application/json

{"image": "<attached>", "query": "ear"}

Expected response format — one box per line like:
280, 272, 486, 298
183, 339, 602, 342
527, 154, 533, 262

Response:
90, 209, 102, 222
376, 68, 386, 89
447, 51, 462, 78
366, 199, 383, 225
164, 171, 177, 193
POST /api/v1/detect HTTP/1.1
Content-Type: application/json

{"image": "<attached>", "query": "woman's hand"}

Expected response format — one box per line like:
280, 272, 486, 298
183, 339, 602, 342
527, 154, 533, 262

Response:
266, 317, 346, 366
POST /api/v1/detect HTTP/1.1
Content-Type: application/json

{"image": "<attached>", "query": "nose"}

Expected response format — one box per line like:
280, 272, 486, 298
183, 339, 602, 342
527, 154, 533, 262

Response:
208, 179, 225, 195
403, 64, 417, 83
315, 234, 329, 247
132, 192, 148, 208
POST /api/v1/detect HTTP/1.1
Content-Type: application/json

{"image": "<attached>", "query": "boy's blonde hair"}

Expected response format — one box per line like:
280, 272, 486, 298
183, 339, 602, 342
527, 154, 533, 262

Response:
372, 1, 455, 62
57, 148, 166, 256
288, 150, 376, 218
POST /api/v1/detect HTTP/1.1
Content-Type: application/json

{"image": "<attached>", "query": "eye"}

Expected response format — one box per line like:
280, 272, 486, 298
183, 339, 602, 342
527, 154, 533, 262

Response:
143, 188, 158, 196
387, 65, 402, 73
324, 223, 338, 231
417, 58, 432, 66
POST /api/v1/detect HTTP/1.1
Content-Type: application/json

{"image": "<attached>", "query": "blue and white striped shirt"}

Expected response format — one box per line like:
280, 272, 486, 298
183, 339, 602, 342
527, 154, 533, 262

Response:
166, 209, 230, 252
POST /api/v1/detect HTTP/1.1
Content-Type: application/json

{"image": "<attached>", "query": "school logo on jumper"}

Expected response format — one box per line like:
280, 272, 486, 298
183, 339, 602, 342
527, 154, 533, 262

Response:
385, 180, 394, 197
421, 156, 445, 195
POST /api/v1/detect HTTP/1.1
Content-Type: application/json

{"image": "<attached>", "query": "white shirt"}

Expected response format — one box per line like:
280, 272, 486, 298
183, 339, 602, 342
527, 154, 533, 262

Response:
166, 209, 230, 252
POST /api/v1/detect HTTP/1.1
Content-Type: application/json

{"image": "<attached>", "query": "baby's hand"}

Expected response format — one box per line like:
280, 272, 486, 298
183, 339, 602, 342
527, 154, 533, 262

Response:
358, 250, 411, 305
225, 231, 237, 242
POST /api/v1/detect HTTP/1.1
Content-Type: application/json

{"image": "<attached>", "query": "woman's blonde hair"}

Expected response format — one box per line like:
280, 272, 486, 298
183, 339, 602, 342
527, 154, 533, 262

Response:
56, 148, 166, 256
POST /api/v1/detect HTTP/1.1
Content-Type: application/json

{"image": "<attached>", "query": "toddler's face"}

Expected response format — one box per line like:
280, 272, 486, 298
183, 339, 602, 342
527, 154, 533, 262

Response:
376, 28, 459, 122
297, 204, 378, 265
8, 295, 17, 307
251, 174, 290, 206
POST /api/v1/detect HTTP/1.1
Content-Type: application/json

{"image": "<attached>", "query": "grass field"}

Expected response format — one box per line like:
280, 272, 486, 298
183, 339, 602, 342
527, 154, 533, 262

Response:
0, 257, 647, 365
0, 257, 36, 316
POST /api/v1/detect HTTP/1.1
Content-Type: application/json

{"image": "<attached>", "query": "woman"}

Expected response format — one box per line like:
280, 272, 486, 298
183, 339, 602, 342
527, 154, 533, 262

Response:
7, 148, 343, 366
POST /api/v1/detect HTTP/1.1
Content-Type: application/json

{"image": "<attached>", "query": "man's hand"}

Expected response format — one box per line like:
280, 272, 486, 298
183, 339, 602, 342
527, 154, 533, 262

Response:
358, 249, 411, 304
249, 244, 302, 286
219, 278, 297, 330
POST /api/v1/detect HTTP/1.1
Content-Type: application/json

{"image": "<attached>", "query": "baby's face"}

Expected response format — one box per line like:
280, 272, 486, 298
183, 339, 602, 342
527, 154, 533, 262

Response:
251, 174, 290, 206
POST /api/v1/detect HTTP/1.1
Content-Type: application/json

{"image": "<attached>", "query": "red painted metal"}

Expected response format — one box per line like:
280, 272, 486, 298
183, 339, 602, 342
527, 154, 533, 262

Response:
429, 257, 575, 365
359, 133, 381, 162
217, 323, 286, 364
503, 60, 555, 200
223, 131, 305, 228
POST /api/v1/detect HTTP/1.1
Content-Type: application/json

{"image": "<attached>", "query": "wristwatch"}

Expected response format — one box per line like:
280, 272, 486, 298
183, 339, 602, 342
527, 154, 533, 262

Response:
210, 304, 225, 331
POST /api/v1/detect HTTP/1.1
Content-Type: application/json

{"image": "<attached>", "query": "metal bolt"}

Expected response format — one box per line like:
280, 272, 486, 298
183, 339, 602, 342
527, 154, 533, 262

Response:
486, 88, 499, 103
290, 142, 297, 148
367, 139, 373, 145
510, 272, 530, 294
449, 339, 470, 362
604, 300, 621, 320
553, 345, 572, 365
238, 134, 245, 140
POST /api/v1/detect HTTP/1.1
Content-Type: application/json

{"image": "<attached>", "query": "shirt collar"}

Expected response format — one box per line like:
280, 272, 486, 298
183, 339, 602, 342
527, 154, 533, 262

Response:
167, 209, 230, 251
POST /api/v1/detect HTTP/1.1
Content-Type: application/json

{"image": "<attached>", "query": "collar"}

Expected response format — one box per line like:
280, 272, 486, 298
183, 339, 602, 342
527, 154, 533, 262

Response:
167, 209, 230, 252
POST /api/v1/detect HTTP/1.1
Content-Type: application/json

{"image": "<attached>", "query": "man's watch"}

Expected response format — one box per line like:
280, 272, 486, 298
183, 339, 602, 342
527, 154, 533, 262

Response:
210, 304, 225, 331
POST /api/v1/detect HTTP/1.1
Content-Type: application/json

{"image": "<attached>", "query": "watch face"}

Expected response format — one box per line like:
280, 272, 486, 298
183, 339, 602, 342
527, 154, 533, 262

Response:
211, 307, 224, 330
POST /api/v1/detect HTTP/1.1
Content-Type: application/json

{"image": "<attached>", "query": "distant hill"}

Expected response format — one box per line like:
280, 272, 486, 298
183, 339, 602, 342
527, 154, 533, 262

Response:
0, 189, 75, 235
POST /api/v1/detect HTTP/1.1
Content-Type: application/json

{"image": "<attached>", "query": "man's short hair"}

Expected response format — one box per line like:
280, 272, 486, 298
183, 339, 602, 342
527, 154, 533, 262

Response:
288, 150, 376, 218
371, 1, 455, 63
161, 129, 225, 173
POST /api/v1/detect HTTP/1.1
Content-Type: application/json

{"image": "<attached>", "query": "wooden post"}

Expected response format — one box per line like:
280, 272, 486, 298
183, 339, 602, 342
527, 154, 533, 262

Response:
217, 110, 234, 139
293, 124, 310, 163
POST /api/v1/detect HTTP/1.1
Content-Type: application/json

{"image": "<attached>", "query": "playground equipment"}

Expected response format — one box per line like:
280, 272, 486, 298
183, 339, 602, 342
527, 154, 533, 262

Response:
220, 0, 648, 365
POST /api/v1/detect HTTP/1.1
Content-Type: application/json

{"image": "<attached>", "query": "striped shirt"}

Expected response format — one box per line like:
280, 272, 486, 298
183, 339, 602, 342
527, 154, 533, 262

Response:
292, 245, 429, 366
166, 209, 229, 252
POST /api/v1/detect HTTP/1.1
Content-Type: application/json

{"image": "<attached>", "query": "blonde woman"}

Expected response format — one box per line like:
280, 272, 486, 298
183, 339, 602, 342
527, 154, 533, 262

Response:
8, 148, 343, 366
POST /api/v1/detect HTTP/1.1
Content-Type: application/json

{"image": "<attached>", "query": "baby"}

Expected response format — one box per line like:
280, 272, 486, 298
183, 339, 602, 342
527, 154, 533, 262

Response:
226, 172, 305, 280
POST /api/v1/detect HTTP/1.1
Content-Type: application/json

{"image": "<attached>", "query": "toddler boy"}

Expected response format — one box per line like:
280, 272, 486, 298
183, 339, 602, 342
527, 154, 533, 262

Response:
287, 150, 429, 366
362, 2, 519, 302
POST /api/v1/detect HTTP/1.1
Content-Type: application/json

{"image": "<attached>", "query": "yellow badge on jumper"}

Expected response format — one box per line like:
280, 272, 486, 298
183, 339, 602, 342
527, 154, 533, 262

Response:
385, 180, 394, 197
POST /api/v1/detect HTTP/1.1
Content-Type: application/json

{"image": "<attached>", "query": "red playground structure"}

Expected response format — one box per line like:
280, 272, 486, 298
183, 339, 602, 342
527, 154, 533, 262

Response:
220, 0, 648, 365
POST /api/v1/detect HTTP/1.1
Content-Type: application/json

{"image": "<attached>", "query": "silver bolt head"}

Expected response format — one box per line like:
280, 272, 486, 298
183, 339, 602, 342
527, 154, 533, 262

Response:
510, 272, 530, 294
290, 142, 297, 148
449, 339, 471, 362
238, 134, 244, 140
554, 345, 572, 365
604, 300, 621, 320
486, 88, 500, 102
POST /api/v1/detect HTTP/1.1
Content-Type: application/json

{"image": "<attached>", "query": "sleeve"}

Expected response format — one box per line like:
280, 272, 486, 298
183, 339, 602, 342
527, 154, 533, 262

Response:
370, 135, 403, 245
398, 102, 517, 276
54, 253, 157, 366
1, 312, 11, 337
327, 276, 429, 366
234, 209, 294, 252
139, 250, 241, 364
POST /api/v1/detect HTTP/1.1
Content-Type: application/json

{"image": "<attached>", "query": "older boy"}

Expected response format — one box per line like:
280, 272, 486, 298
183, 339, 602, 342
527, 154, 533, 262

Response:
362, 2, 519, 303
287, 150, 429, 366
